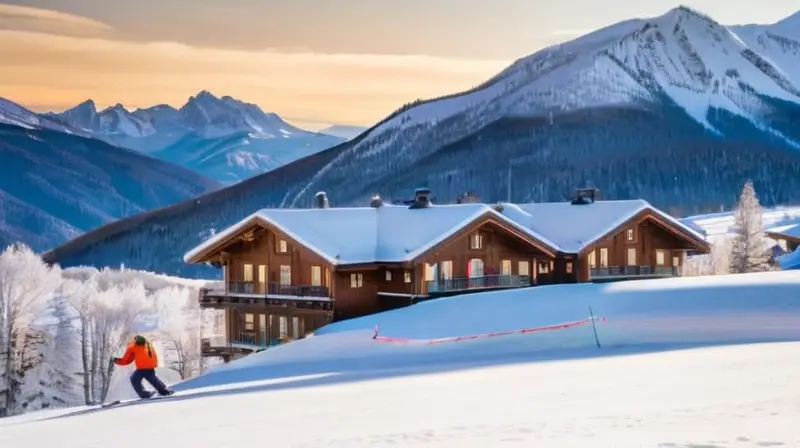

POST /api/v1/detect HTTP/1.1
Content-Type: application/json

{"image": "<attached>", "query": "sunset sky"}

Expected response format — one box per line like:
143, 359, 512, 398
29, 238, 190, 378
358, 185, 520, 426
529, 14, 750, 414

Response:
1, 0, 798, 130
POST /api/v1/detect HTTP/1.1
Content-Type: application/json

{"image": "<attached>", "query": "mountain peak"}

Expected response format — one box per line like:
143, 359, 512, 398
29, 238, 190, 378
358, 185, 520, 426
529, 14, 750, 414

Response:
656, 5, 720, 28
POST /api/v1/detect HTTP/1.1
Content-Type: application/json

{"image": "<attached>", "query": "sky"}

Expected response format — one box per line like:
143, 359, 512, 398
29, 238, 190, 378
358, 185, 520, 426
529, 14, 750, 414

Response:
0, 0, 798, 130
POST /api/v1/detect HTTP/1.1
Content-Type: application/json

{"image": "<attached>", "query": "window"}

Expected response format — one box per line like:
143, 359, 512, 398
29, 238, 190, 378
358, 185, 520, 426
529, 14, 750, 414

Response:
279, 316, 288, 338
350, 273, 363, 288
588, 250, 597, 268
244, 313, 254, 331
292, 317, 300, 339
385, 270, 393, 282
538, 261, 550, 274
469, 258, 484, 277
627, 248, 637, 266
404, 270, 412, 283
656, 250, 666, 266
424, 263, 437, 281
311, 266, 322, 286
243, 263, 253, 282
258, 265, 267, 284
470, 233, 483, 249
501, 260, 512, 276
566, 262, 573, 274
280, 265, 291, 285
441, 261, 453, 279
599, 248, 609, 267
259, 314, 266, 344
277, 239, 288, 253
518, 261, 530, 276
673, 256, 680, 267
626, 229, 634, 241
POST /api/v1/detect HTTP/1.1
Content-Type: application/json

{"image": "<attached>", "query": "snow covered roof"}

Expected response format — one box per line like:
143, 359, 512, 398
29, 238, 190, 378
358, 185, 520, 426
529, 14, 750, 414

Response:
778, 248, 800, 270
765, 223, 800, 240
183, 199, 708, 265
499, 199, 708, 253
183, 203, 559, 265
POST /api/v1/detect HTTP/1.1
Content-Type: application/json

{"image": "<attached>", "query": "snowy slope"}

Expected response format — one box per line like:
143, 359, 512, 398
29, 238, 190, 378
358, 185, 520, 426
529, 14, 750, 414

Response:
681, 205, 800, 240
45, 91, 345, 183
0, 98, 89, 136
0, 123, 220, 252
4, 271, 800, 446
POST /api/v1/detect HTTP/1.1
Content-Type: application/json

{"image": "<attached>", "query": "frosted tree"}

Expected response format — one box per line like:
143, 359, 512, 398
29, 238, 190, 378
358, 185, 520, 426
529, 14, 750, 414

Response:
153, 286, 201, 379
0, 243, 62, 416
728, 181, 773, 274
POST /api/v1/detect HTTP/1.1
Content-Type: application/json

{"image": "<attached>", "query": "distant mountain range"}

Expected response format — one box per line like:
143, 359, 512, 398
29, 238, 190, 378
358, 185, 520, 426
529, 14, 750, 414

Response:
40, 5, 800, 277
39, 91, 346, 184
0, 101, 220, 251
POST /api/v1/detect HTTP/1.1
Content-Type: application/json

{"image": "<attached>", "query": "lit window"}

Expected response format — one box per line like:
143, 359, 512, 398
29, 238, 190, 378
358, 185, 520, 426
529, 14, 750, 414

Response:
278, 239, 288, 253
518, 261, 530, 276
565, 262, 573, 274
311, 266, 322, 286
470, 233, 483, 249
245, 313, 254, 331
588, 250, 596, 268
385, 270, 392, 281
404, 270, 412, 283
502, 260, 512, 275
627, 248, 637, 266
280, 265, 291, 285
350, 273, 363, 288
626, 229, 634, 241
538, 261, 550, 274
424, 263, 437, 281
656, 250, 665, 266
599, 248, 609, 267
243, 264, 253, 282
441, 261, 453, 279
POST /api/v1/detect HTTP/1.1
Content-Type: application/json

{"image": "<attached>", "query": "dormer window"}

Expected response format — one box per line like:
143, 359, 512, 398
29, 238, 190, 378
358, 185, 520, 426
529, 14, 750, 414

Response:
470, 233, 483, 250
277, 239, 288, 253
626, 229, 634, 241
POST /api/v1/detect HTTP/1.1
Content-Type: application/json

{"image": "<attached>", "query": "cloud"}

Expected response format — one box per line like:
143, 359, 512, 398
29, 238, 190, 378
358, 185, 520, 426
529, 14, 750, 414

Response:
0, 30, 510, 126
0, 4, 112, 36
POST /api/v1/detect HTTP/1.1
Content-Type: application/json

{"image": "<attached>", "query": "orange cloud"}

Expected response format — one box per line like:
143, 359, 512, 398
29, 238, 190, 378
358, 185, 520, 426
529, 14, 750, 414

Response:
0, 4, 112, 36
0, 29, 510, 127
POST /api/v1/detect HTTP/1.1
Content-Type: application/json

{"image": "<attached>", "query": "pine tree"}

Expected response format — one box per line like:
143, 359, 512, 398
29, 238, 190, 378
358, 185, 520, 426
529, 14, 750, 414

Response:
728, 181, 773, 273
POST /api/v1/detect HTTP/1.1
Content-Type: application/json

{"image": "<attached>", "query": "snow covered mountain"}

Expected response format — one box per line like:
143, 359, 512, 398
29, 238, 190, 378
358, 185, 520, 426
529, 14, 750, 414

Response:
319, 124, 368, 140
45, 91, 345, 184
44, 5, 800, 277
0, 117, 220, 252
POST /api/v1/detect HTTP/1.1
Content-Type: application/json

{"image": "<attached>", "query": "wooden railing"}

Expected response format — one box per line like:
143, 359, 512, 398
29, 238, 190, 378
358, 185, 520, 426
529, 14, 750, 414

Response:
590, 266, 680, 278
426, 274, 532, 293
223, 281, 330, 298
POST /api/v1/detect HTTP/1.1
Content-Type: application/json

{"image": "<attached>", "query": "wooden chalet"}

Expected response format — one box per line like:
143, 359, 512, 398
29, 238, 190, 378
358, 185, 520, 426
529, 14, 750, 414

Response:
184, 188, 710, 361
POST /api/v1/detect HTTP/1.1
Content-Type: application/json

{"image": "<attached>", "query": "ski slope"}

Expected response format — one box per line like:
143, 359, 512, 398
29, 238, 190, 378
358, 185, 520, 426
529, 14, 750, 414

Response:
3, 271, 800, 447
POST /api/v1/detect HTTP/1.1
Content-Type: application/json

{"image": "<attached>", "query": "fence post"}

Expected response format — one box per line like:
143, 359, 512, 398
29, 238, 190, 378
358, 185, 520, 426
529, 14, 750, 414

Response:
589, 306, 601, 349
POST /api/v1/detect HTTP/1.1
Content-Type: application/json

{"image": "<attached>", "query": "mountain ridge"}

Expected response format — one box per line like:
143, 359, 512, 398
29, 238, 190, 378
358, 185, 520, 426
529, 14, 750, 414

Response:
41, 91, 346, 184
42, 5, 800, 277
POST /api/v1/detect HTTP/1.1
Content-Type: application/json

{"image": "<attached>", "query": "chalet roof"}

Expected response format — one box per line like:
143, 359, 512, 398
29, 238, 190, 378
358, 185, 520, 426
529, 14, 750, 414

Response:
766, 223, 800, 240
183, 199, 709, 265
183, 203, 559, 265
499, 199, 707, 253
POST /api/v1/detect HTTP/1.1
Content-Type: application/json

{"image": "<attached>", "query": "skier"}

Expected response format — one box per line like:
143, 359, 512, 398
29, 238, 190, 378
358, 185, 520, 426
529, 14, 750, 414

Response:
113, 335, 174, 399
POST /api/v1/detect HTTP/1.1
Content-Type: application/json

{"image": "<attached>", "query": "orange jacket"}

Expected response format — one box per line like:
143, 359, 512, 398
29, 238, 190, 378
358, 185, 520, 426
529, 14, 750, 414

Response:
115, 338, 159, 370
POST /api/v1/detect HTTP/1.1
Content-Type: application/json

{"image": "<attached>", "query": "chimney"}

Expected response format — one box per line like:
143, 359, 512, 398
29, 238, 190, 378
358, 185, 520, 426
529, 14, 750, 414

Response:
409, 187, 431, 209
370, 193, 383, 208
314, 191, 330, 209
571, 187, 599, 205
456, 191, 481, 204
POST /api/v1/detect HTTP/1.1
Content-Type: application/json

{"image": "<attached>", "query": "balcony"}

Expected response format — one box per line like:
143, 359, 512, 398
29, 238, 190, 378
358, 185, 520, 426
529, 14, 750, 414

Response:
199, 281, 333, 311
590, 265, 680, 280
201, 331, 289, 359
426, 274, 532, 295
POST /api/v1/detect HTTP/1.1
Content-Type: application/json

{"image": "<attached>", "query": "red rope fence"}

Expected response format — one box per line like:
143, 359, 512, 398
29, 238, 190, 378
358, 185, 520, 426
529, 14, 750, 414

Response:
371, 315, 607, 346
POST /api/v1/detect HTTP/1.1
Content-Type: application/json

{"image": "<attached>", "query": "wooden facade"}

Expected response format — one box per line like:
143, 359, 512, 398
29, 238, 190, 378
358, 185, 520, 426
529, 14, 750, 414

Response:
765, 230, 800, 253
574, 209, 708, 282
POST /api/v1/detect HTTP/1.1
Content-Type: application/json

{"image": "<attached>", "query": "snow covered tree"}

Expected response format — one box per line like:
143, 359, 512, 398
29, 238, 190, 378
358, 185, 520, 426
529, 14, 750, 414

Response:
153, 286, 201, 379
0, 243, 62, 416
728, 181, 773, 274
